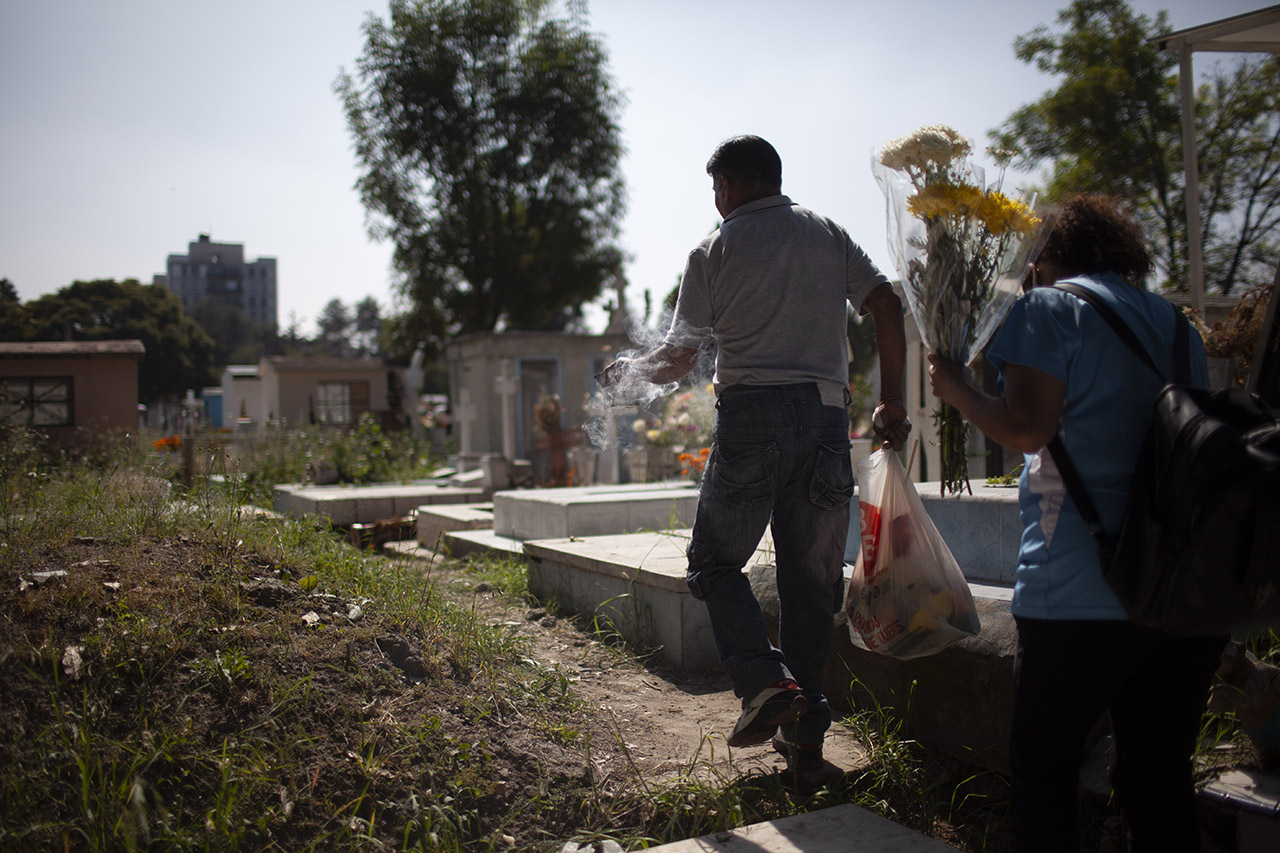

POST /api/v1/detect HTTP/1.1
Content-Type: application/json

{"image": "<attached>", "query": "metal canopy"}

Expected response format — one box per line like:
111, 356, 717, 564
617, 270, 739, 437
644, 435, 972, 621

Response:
1152, 5, 1280, 308
1154, 6, 1280, 54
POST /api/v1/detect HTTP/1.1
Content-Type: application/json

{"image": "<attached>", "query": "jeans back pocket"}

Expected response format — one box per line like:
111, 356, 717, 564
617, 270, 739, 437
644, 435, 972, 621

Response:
809, 439, 854, 510
711, 436, 777, 510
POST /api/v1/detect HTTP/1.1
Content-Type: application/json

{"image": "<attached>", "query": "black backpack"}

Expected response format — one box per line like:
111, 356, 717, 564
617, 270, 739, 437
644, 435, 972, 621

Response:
1047, 282, 1280, 636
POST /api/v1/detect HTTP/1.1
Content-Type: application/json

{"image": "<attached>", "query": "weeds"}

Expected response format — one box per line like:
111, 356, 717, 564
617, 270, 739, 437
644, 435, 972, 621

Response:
3, 425, 1267, 852
213, 414, 442, 506
0, 427, 594, 851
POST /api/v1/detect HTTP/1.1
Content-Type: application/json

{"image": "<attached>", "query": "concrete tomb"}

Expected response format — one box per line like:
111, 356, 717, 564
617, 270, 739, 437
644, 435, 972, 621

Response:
273, 481, 485, 526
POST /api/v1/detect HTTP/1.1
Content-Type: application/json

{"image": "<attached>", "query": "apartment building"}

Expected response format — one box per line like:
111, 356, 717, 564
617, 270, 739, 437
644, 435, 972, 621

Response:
156, 234, 277, 326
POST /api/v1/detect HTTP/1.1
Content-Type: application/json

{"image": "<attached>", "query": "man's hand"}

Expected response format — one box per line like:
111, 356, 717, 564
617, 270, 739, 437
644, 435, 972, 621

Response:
872, 398, 911, 452
596, 357, 633, 389
598, 345, 699, 390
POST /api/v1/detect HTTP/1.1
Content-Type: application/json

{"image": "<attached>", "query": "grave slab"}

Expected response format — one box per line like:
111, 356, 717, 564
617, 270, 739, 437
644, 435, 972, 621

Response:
416, 503, 494, 551
523, 528, 772, 673
466, 475, 1018, 584
271, 482, 486, 526
843, 480, 1020, 583
915, 481, 1022, 585
493, 481, 698, 541
1198, 767, 1280, 852
444, 528, 526, 561
646, 801, 956, 852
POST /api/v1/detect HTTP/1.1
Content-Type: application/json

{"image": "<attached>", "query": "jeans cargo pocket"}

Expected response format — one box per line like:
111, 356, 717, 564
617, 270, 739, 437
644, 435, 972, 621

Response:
809, 439, 853, 510
711, 436, 777, 510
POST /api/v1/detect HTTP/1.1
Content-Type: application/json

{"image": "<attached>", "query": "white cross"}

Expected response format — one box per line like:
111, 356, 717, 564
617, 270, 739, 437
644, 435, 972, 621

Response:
455, 387, 477, 458
494, 359, 519, 462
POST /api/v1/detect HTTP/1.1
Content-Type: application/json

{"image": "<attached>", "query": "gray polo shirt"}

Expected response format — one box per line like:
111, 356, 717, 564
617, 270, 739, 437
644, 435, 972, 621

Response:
664, 194, 888, 406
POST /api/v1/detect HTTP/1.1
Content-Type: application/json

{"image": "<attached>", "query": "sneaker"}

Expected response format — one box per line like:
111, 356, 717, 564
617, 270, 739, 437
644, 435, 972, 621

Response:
727, 680, 807, 747
771, 731, 824, 773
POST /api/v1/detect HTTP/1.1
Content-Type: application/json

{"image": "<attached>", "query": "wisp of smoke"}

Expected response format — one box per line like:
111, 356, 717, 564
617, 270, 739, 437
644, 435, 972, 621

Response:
582, 312, 713, 450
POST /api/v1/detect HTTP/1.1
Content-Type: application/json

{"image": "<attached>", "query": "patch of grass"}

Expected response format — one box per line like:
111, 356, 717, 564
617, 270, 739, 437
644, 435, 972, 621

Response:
0, 430, 597, 851
4, 426, 1272, 852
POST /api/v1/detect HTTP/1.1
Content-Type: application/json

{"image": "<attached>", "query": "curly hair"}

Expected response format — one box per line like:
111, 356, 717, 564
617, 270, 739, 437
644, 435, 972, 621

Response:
1039, 193, 1153, 287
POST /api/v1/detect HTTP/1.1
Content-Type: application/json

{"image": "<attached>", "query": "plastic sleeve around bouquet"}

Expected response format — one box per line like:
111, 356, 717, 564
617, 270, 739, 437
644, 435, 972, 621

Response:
843, 448, 981, 659
871, 155, 1025, 367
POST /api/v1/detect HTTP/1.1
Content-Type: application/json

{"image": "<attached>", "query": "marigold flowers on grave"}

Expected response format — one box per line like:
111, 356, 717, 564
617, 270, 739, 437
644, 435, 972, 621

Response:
679, 446, 711, 480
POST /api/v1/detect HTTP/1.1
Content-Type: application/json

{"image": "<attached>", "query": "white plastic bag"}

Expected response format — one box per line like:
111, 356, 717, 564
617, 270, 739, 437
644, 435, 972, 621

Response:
844, 449, 981, 659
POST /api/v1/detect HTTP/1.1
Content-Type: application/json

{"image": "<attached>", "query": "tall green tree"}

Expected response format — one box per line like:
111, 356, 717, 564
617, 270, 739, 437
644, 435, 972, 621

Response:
316, 298, 354, 357
23, 279, 215, 402
992, 0, 1280, 294
335, 0, 627, 351
189, 299, 273, 368
353, 295, 383, 356
0, 278, 26, 341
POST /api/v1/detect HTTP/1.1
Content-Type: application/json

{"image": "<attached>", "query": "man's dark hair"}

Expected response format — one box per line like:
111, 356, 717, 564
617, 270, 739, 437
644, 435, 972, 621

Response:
1040, 193, 1154, 287
706, 135, 782, 190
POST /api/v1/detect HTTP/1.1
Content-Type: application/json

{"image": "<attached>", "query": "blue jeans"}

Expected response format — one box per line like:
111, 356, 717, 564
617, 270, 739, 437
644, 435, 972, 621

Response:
685, 383, 852, 745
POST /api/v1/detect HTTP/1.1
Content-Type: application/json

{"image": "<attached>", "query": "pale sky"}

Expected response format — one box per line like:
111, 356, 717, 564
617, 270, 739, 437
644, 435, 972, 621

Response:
0, 0, 1258, 339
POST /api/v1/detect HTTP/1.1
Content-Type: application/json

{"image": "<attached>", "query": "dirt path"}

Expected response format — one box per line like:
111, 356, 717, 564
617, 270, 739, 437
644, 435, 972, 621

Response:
391, 547, 868, 786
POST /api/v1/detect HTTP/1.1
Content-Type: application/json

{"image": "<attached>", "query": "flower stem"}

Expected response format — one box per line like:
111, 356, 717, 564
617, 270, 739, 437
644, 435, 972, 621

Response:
935, 402, 972, 497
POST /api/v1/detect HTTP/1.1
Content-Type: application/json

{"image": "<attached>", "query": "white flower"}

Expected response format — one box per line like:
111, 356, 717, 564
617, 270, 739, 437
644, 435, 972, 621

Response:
878, 124, 972, 172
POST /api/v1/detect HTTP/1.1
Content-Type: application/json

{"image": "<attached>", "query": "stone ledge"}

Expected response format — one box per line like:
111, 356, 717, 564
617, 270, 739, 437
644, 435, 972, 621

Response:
645, 801, 957, 852
271, 481, 486, 525
749, 563, 1017, 772
523, 530, 695, 594
416, 502, 494, 551
493, 483, 698, 540
442, 528, 525, 560
522, 529, 770, 674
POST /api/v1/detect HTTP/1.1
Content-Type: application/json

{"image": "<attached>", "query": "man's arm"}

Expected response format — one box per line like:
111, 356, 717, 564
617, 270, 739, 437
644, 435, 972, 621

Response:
862, 282, 911, 451
928, 355, 1065, 453
598, 343, 699, 389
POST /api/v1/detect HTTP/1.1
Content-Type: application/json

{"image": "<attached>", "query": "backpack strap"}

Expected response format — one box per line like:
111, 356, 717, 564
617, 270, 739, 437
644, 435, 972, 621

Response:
1054, 281, 1192, 385
1044, 282, 1192, 561
1046, 433, 1114, 559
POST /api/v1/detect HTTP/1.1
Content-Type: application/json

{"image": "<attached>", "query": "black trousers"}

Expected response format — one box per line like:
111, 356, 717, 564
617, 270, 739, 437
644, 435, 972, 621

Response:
1010, 617, 1227, 852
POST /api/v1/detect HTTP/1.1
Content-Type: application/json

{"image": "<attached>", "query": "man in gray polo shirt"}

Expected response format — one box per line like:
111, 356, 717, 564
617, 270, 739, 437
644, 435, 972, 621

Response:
600, 135, 909, 775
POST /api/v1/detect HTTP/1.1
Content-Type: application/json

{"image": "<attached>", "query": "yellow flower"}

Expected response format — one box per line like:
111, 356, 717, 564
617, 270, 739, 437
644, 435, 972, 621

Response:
975, 190, 1039, 237
906, 182, 1039, 237
906, 181, 984, 220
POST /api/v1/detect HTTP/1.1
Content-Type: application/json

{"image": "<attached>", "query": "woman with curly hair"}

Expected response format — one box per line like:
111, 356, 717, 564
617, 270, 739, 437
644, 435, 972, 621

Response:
929, 193, 1228, 851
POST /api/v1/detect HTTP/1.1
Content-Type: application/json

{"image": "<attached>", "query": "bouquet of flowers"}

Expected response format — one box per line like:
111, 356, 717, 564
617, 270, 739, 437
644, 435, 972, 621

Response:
872, 125, 1040, 495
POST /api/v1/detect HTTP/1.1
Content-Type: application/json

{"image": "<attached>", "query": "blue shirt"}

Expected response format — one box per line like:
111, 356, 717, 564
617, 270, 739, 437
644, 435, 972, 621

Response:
985, 273, 1210, 620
